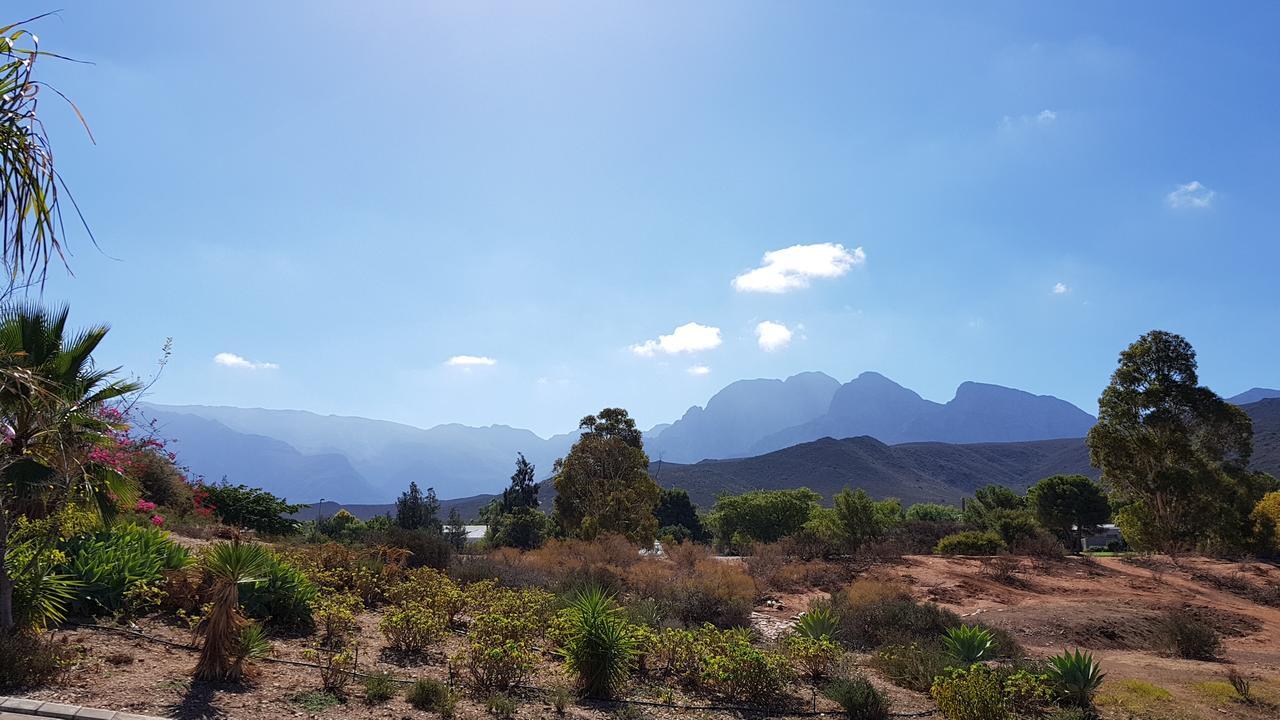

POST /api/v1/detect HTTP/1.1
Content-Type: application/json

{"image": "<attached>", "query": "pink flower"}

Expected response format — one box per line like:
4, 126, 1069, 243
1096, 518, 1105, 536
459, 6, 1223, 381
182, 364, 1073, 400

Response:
150, 514, 165, 526
136, 500, 157, 512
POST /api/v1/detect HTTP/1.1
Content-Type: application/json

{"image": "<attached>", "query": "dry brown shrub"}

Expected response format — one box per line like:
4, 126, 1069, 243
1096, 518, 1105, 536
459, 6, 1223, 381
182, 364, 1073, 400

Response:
665, 540, 711, 573
840, 578, 911, 608
746, 542, 851, 592
625, 560, 675, 598
663, 557, 757, 627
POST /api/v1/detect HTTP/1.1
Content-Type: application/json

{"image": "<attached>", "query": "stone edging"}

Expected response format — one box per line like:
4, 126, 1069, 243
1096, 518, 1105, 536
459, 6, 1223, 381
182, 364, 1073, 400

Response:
0, 697, 167, 720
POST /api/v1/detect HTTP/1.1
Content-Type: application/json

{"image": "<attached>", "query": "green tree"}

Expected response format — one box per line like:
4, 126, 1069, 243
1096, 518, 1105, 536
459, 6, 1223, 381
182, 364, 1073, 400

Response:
708, 488, 820, 548
499, 453, 539, 514
0, 304, 139, 632
444, 508, 468, 551
905, 503, 965, 523
964, 484, 1025, 525
395, 481, 440, 532
203, 479, 302, 535
1028, 475, 1110, 552
654, 488, 707, 542
491, 506, 548, 550
1087, 330, 1264, 552
552, 408, 660, 543
832, 488, 892, 552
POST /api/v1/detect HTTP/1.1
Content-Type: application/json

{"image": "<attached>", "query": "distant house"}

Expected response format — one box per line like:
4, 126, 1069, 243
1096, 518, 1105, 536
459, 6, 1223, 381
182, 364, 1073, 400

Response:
463, 525, 488, 544
1082, 523, 1124, 551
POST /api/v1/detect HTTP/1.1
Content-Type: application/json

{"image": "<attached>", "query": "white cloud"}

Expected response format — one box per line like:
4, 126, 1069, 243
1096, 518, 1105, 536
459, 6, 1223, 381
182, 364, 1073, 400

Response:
755, 321, 793, 352
630, 322, 722, 356
1167, 180, 1215, 209
732, 243, 865, 293
999, 109, 1058, 130
445, 355, 496, 367
687, 365, 711, 376
1052, 282, 1069, 295
213, 352, 278, 370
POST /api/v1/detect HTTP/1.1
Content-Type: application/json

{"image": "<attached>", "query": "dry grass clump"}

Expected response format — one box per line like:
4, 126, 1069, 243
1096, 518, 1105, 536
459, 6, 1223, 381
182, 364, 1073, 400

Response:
745, 542, 853, 592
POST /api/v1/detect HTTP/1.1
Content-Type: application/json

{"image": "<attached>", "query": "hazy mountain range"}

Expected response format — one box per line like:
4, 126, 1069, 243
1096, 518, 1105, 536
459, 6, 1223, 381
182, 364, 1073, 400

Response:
139, 378, 1280, 505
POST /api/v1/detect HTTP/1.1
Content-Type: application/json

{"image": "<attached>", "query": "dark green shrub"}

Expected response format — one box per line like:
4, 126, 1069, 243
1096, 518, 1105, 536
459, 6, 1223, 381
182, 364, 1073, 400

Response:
823, 674, 892, 720
406, 677, 453, 712
558, 586, 637, 698
59, 524, 190, 614
362, 671, 396, 705
366, 526, 452, 570
934, 531, 1007, 556
831, 583, 961, 649
1156, 609, 1221, 660
870, 643, 950, 692
201, 481, 303, 535
238, 549, 317, 631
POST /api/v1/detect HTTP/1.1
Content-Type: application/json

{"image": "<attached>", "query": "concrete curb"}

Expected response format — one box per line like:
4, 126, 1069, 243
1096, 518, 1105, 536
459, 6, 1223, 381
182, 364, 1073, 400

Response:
0, 697, 167, 720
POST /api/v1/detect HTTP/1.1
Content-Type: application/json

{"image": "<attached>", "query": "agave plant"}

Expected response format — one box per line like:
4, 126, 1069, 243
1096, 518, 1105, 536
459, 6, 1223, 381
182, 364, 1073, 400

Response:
941, 625, 994, 664
193, 539, 272, 681
795, 605, 841, 641
1046, 649, 1105, 707
557, 585, 637, 698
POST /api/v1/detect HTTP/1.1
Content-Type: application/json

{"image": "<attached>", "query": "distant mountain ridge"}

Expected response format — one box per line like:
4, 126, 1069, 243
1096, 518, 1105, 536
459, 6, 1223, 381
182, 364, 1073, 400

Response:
140, 375, 1273, 505
656, 399, 1280, 508
651, 371, 1097, 462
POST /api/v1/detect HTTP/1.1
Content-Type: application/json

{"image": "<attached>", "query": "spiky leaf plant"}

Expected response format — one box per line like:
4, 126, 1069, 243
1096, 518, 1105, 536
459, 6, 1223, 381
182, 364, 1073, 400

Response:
557, 585, 637, 698
193, 539, 272, 682
795, 605, 840, 641
1046, 649, 1105, 708
942, 625, 994, 664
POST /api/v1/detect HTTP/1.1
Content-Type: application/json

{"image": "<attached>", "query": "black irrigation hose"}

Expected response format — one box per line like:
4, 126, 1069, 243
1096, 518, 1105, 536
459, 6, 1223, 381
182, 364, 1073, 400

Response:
64, 622, 936, 718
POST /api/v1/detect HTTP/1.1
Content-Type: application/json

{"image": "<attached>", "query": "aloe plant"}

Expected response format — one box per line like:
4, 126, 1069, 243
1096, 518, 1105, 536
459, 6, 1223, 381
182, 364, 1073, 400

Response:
1046, 649, 1105, 707
557, 585, 637, 698
795, 605, 840, 641
941, 625, 994, 664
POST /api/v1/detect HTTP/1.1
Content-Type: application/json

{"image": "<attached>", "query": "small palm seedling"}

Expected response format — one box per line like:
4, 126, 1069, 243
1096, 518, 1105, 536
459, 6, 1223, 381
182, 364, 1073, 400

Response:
942, 625, 994, 664
823, 674, 892, 720
795, 605, 841, 641
558, 585, 637, 698
1046, 649, 1105, 708
193, 538, 272, 681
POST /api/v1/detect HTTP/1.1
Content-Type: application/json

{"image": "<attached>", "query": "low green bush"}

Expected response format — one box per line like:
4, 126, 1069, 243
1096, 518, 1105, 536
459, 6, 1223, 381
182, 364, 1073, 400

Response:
0, 630, 68, 689
59, 524, 190, 614
931, 664, 1009, 720
379, 602, 447, 653
870, 643, 950, 692
824, 674, 892, 720
484, 692, 517, 718
786, 634, 842, 681
238, 549, 317, 630
701, 633, 794, 706
362, 671, 396, 705
201, 481, 303, 535
406, 677, 454, 713
934, 531, 1007, 556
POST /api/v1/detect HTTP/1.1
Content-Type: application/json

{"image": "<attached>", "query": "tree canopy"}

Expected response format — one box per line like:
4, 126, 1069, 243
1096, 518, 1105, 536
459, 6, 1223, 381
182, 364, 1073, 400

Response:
553, 408, 660, 543
1087, 330, 1269, 551
1027, 474, 1110, 551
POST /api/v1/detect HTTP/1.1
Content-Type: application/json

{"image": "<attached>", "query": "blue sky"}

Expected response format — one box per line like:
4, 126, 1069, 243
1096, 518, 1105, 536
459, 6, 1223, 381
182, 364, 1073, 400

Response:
18, 1, 1280, 436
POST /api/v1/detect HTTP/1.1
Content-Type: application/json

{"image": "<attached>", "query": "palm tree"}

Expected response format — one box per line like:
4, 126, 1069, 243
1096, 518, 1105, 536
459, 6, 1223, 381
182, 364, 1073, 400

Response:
0, 15, 92, 288
0, 302, 138, 632
194, 539, 273, 682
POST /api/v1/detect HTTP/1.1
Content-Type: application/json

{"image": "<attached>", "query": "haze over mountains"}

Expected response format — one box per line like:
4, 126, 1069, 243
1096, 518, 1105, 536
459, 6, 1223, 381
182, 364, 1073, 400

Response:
139, 375, 1278, 506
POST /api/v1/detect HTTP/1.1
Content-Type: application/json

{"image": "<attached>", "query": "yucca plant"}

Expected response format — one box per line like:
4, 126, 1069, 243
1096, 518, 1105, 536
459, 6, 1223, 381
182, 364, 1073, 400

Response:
795, 605, 841, 641
557, 585, 637, 698
942, 625, 994, 664
1046, 649, 1105, 708
193, 539, 272, 681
